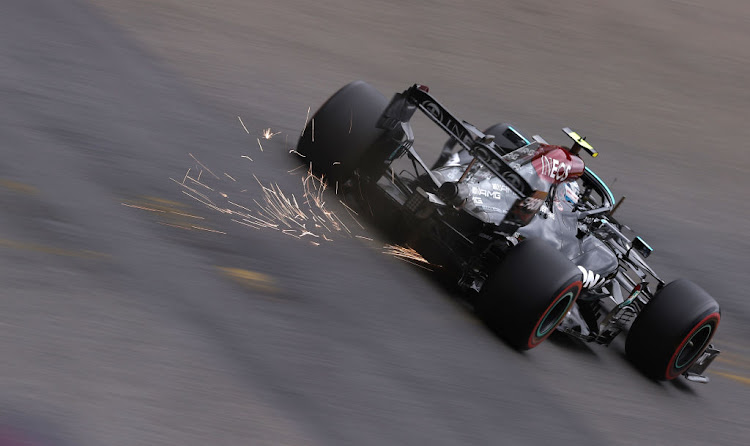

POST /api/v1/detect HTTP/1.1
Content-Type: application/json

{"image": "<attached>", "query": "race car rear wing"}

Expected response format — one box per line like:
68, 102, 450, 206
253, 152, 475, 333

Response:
376, 84, 537, 200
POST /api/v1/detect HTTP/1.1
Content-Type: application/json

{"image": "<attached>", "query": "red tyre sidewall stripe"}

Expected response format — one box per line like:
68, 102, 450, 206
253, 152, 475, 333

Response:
527, 281, 582, 349
664, 312, 720, 380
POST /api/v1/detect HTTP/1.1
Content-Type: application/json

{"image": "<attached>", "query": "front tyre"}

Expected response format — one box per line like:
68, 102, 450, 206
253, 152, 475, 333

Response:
477, 238, 583, 350
625, 279, 720, 380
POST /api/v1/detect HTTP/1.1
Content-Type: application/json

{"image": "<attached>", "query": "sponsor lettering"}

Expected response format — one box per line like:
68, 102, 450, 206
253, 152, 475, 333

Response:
471, 186, 504, 200
423, 100, 443, 121
421, 99, 474, 147
577, 265, 606, 289
539, 154, 572, 182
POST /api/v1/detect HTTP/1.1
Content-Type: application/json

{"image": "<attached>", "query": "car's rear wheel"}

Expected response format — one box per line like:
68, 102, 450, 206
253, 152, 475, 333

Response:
296, 80, 389, 184
625, 279, 720, 380
477, 238, 583, 350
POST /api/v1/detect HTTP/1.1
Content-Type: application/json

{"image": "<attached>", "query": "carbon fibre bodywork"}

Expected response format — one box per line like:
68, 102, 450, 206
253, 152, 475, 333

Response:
321, 83, 722, 382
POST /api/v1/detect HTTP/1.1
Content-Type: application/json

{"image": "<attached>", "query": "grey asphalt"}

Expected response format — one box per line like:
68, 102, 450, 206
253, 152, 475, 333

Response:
0, 0, 748, 445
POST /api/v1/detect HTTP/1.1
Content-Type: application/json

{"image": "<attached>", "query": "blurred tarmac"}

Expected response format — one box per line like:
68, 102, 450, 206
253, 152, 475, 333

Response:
0, 0, 748, 444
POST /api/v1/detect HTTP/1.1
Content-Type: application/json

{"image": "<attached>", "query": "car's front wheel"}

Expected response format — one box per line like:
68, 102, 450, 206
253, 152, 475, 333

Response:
625, 279, 720, 380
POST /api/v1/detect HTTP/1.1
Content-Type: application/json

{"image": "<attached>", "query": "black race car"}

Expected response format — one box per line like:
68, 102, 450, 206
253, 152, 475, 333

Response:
296, 81, 721, 383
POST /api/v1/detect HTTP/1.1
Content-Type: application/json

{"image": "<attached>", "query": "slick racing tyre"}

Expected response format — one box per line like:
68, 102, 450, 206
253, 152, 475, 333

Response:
625, 279, 720, 380
478, 238, 583, 350
296, 80, 388, 184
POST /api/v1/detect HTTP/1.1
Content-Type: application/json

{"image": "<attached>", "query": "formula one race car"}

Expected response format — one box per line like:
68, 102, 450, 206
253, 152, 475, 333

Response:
296, 81, 721, 383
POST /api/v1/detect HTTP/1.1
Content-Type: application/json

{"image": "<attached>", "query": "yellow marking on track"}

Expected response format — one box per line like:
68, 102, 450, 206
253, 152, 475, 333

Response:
714, 371, 750, 386
0, 238, 109, 259
715, 355, 750, 369
0, 179, 37, 195
217, 267, 278, 293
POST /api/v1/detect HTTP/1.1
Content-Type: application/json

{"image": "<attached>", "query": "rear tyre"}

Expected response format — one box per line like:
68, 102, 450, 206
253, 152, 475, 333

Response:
477, 238, 583, 350
296, 80, 388, 184
625, 279, 720, 380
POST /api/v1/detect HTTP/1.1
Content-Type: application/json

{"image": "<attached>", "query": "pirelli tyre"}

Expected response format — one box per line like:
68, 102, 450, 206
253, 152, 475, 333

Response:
625, 279, 720, 380
478, 238, 583, 350
296, 80, 388, 184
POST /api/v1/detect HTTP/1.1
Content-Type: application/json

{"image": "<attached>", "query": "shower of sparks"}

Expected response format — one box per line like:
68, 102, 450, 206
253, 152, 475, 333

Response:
301, 106, 311, 137
339, 199, 358, 215
262, 128, 281, 139
124, 197, 213, 235
185, 173, 214, 191
382, 244, 436, 271
170, 112, 379, 246
339, 199, 363, 229
172, 158, 356, 243
121, 203, 166, 213
189, 153, 220, 180
191, 225, 227, 234
238, 116, 250, 134
169, 210, 204, 219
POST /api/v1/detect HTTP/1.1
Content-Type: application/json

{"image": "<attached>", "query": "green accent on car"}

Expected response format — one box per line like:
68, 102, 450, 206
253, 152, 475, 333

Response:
536, 291, 576, 338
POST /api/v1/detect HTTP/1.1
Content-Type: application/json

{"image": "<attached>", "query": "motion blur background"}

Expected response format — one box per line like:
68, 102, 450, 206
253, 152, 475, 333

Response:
0, 0, 748, 444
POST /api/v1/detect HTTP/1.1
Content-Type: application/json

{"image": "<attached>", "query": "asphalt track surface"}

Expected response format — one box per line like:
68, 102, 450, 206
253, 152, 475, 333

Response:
1, 0, 748, 445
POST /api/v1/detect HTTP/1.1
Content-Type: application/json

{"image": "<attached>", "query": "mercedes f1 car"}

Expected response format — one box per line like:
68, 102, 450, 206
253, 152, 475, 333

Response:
296, 81, 721, 383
